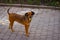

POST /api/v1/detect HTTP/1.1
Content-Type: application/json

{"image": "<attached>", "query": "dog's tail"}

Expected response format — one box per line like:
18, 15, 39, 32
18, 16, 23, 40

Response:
7, 8, 10, 15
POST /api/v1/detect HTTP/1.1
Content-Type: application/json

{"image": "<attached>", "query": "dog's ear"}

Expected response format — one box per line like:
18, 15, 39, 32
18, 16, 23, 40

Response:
25, 13, 28, 16
31, 11, 35, 15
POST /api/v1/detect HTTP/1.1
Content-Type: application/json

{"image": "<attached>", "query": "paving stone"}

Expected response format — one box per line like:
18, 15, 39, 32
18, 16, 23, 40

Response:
47, 31, 53, 36
3, 35, 9, 40
32, 38, 40, 40
29, 33, 35, 37
47, 37, 52, 40
35, 30, 41, 34
40, 35, 47, 40
15, 38, 21, 40
0, 39, 1, 40
52, 36, 58, 40
58, 34, 60, 40
41, 32, 47, 36
0, 33, 4, 38
6, 31, 12, 36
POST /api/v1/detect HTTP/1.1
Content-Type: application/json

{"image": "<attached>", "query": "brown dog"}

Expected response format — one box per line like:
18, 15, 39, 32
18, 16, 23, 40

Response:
7, 8, 35, 37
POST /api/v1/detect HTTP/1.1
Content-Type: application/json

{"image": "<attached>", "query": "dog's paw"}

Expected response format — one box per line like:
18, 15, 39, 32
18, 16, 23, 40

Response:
28, 32, 30, 34
26, 34, 29, 37
8, 27, 11, 29
26, 32, 30, 37
24, 33, 29, 37
11, 30, 15, 32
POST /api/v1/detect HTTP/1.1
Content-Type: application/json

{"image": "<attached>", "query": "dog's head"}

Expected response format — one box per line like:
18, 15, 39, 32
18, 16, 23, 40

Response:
25, 11, 35, 18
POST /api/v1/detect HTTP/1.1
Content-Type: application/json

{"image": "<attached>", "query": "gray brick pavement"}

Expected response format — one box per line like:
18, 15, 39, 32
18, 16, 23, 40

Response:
0, 6, 60, 40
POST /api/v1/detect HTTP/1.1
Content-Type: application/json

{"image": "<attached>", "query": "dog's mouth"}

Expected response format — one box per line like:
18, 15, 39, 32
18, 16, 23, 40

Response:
30, 16, 32, 18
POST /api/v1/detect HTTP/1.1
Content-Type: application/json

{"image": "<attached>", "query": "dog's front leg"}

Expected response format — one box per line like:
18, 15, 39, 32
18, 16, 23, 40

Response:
25, 24, 29, 37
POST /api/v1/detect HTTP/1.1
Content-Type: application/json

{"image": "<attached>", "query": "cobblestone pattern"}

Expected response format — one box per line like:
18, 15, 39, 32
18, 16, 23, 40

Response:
0, 6, 60, 40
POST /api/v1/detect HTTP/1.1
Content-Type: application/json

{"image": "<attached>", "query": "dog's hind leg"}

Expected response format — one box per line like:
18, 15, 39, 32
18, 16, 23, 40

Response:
9, 21, 14, 32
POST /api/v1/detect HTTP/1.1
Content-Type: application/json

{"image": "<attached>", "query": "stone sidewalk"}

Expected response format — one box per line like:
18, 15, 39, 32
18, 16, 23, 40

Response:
0, 7, 60, 40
